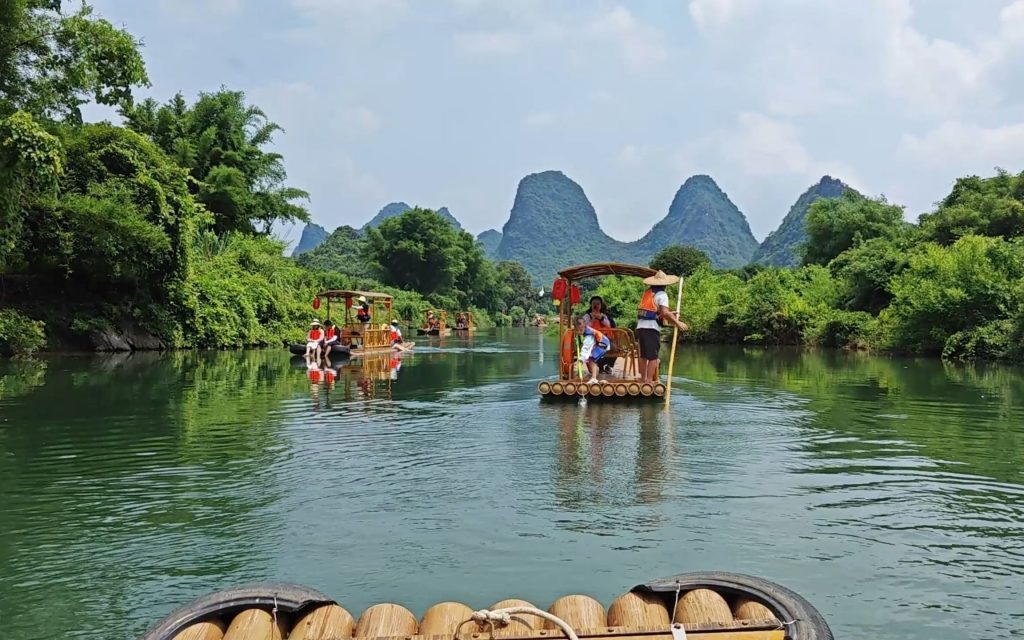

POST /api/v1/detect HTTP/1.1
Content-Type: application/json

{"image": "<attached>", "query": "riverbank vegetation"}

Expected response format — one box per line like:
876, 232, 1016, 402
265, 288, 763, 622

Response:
596, 174, 1024, 362
1, 3, 1021, 362
0, 2, 538, 355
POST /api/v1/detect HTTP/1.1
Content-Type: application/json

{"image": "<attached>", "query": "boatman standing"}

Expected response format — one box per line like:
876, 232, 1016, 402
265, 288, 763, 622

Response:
636, 271, 688, 383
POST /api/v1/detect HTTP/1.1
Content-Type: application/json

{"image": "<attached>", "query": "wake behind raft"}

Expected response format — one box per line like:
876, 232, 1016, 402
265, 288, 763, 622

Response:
141, 571, 831, 640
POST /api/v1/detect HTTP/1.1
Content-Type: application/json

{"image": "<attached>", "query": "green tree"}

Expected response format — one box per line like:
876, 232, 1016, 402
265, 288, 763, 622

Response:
649, 245, 711, 277
364, 208, 465, 295
123, 90, 309, 234
0, 1, 148, 120
494, 260, 535, 312
0, 111, 64, 270
880, 235, 1024, 358
828, 236, 910, 314
296, 225, 371, 278
918, 169, 1024, 244
803, 192, 906, 265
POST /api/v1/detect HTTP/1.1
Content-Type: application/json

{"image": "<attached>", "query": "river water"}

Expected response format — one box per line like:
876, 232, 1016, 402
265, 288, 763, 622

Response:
1, 330, 1022, 639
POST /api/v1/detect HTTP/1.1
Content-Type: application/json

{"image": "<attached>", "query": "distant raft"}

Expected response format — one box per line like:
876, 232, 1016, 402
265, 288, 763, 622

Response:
141, 572, 832, 640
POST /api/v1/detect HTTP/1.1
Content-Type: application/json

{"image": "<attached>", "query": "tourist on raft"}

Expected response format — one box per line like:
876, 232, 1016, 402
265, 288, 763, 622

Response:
426, 310, 439, 330
636, 271, 688, 383
305, 320, 324, 359
355, 296, 372, 323
581, 296, 617, 373
321, 320, 338, 353
390, 320, 403, 345
575, 316, 611, 386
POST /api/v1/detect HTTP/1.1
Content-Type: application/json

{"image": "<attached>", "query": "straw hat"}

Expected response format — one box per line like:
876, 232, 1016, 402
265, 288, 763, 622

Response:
643, 270, 679, 286
355, 295, 367, 303
310, 319, 321, 326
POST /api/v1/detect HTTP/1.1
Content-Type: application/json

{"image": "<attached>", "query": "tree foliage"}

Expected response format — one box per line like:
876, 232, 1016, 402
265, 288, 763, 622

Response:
123, 90, 309, 234
0, 0, 148, 121
649, 245, 711, 277
803, 192, 907, 265
919, 169, 1024, 245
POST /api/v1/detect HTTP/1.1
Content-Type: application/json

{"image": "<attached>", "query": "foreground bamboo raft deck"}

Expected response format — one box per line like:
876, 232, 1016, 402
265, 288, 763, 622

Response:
539, 379, 667, 399
169, 591, 785, 640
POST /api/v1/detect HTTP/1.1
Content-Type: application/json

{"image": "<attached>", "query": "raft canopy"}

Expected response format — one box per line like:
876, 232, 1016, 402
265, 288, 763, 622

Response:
316, 290, 393, 301
557, 263, 657, 282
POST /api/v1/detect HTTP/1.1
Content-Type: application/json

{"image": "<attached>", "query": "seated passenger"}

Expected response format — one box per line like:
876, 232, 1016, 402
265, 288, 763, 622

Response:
390, 320, 403, 345
582, 296, 616, 373
305, 320, 323, 359
575, 316, 611, 385
426, 311, 439, 330
321, 320, 338, 352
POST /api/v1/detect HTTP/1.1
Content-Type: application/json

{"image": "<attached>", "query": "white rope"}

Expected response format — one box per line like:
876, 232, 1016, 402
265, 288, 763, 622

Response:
456, 606, 580, 640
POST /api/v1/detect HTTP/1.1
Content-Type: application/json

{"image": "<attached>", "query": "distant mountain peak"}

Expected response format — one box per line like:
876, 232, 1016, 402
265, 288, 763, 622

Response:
291, 222, 328, 256
363, 202, 462, 230
752, 175, 853, 267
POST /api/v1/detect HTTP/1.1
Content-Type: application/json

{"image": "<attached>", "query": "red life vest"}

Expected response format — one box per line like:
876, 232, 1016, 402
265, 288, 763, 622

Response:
325, 326, 337, 339
390, 329, 399, 342
637, 289, 661, 323
308, 328, 323, 340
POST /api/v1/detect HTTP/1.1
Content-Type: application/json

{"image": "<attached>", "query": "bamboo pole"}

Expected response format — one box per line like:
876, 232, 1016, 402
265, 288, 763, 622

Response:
665, 275, 684, 405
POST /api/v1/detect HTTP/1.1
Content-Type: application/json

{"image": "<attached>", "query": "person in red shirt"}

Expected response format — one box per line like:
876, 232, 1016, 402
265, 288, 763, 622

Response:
305, 320, 324, 359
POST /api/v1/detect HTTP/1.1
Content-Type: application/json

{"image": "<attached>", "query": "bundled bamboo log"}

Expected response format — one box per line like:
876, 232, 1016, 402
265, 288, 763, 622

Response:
732, 598, 777, 622
488, 599, 543, 637
551, 382, 564, 396
547, 595, 606, 630
607, 592, 670, 627
419, 602, 476, 637
639, 383, 654, 397
224, 609, 286, 640
653, 384, 666, 397
355, 604, 417, 638
538, 382, 551, 394
673, 589, 733, 625
614, 385, 627, 397
601, 384, 615, 397
565, 382, 578, 395
290, 604, 355, 640
626, 383, 640, 395
173, 619, 226, 640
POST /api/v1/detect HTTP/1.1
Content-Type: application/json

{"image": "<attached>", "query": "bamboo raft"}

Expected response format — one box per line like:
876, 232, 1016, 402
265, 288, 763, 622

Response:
143, 573, 831, 640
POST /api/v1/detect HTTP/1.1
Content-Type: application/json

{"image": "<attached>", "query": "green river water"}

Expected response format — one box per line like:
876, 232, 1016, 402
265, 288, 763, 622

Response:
1, 330, 1023, 639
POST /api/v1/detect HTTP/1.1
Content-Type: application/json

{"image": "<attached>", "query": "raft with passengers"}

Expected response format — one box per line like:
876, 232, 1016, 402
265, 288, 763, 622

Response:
289, 290, 413, 360
417, 309, 450, 336
538, 263, 687, 400
141, 571, 831, 640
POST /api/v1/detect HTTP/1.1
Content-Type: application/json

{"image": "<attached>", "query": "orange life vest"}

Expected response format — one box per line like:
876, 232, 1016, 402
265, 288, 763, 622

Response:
586, 326, 610, 348
325, 326, 337, 339
308, 328, 323, 341
390, 329, 399, 342
637, 288, 661, 323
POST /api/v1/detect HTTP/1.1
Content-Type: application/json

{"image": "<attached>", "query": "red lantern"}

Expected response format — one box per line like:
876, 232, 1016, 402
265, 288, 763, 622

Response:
551, 278, 567, 300
385, 299, 392, 309
345, 297, 353, 308
312, 297, 321, 310
570, 284, 580, 305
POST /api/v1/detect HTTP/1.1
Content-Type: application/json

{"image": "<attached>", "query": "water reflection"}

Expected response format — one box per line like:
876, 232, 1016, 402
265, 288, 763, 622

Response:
0, 339, 1023, 640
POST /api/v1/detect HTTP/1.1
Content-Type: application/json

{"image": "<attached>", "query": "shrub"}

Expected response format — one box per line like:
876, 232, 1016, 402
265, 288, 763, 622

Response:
0, 310, 46, 356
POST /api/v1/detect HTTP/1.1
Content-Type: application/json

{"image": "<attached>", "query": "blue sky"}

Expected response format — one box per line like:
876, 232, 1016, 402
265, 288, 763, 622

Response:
83, 0, 1024, 247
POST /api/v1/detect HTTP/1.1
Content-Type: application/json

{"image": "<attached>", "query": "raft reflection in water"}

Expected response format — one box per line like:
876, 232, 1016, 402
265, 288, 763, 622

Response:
301, 351, 406, 406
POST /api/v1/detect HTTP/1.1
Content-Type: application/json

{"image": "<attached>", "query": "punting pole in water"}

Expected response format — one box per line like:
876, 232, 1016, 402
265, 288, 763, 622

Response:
665, 275, 684, 406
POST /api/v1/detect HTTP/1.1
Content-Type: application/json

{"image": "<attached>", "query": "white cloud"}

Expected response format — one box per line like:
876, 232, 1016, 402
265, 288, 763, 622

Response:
156, 0, 242, 24
900, 120, 1024, 168
455, 31, 524, 55
617, 143, 652, 167
523, 111, 558, 128
337, 106, 382, 135
587, 5, 668, 69
451, 4, 666, 69
688, 0, 758, 31
289, 0, 410, 33
722, 113, 812, 176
